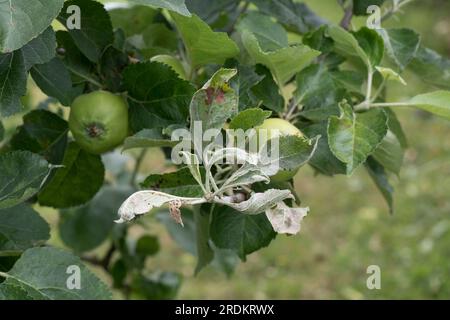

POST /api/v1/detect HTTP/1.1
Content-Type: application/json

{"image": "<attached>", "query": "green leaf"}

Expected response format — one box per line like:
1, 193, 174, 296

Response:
0, 247, 111, 300
372, 131, 404, 176
353, 0, 385, 16
407, 91, 450, 120
377, 28, 420, 70
22, 27, 57, 70
189, 68, 238, 132
157, 209, 240, 276
141, 23, 179, 57
99, 46, 129, 93
250, 65, 284, 112
38, 142, 105, 208
267, 135, 320, 172
0, 151, 50, 210
229, 108, 271, 131
241, 30, 320, 85
194, 206, 214, 275
58, 0, 114, 63
385, 108, 408, 148
0, 0, 64, 53
186, 0, 239, 26
123, 61, 195, 131
409, 47, 450, 90
375, 66, 406, 85
109, 6, 158, 36
131, 272, 182, 300
55, 31, 95, 84
30, 57, 78, 106
10, 110, 68, 164
59, 186, 133, 253
237, 13, 288, 51
0, 52, 27, 117
328, 104, 388, 175
295, 64, 345, 121
210, 206, 276, 261
122, 129, 177, 152
301, 122, 346, 176
128, 0, 191, 16
141, 167, 204, 198
0, 204, 50, 255
328, 26, 384, 68
0, 121, 4, 142
171, 13, 239, 68
365, 157, 394, 214
250, 0, 326, 34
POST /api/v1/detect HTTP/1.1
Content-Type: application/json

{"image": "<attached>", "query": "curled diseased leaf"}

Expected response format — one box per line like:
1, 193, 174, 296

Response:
266, 202, 309, 235
115, 190, 204, 223
220, 189, 293, 215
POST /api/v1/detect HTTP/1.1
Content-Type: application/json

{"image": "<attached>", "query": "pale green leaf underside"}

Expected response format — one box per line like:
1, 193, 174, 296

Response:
408, 91, 450, 121
0, 0, 64, 53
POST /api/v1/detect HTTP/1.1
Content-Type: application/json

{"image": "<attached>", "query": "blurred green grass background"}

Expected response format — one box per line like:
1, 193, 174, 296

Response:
3, 0, 450, 299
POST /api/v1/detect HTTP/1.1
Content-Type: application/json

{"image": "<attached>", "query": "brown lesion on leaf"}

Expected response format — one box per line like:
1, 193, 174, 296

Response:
169, 199, 184, 227
204, 85, 228, 105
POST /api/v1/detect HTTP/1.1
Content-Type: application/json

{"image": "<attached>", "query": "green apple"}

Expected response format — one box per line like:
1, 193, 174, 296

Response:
69, 91, 128, 154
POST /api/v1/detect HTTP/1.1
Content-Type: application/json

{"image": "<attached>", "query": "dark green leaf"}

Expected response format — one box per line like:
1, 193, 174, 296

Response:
157, 209, 197, 255
372, 131, 404, 175
0, 151, 50, 210
210, 206, 276, 261
131, 272, 182, 300
353, 0, 385, 16
194, 206, 214, 274
301, 121, 346, 176
328, 104, 388, 175
58, 0, 114, 63
55, 31, 95, 84
123, 62, 195, 131
385, 108, 408, 148
0, 121, 4, 142
295, 64, 345, 121
0, 52, 27, 116
10, 110, 68, 164
22, 27, 57, 71
100, 46, 129, 93
250, 65, 284, 112
186, 0, 239, 26
30, 57, 77, 106
0, 0, 64, 53
141, 167, 204, 197
365, 157, 393, 213
59, 186, 133, 252
250, 0, 326, 34
353, 27, 384, 68
38, 142, 105, 208
0, 247, 111, 300
0, 204, 50, 254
